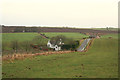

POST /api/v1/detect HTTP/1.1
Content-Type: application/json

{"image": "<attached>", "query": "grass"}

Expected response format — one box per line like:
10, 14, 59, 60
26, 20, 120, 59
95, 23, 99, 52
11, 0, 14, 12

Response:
2, 34, 118, 78
43, 32, 88, 40
101, 33, 118, 39
2, 33, 38, 43
92, 28, 119, 31
2, 32, 88, 43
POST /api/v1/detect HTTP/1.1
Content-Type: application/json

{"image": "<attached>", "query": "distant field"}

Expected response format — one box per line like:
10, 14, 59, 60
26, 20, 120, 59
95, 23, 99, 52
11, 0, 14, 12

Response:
3, 33, 118, 78
2, 32, 118, 43
92, 28, 118, 31
101, 34, 118, 39
2, 32, 88, 43
43, 32, 88, 40
2, 33, 38, 42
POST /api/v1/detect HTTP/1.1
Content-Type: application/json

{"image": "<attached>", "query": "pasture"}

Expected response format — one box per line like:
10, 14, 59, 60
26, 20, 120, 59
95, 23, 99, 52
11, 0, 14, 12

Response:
2, 33, 38, 43
101, 33, 118, 39
2, 33, 118, 78
2, 32, 88, 43
2, 32, 88, 53
43, 32, 88, 40
92, 28, 118, 31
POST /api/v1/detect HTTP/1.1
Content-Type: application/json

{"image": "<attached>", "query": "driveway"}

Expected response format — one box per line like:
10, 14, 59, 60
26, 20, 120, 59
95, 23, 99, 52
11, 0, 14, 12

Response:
77, 38, 91, 51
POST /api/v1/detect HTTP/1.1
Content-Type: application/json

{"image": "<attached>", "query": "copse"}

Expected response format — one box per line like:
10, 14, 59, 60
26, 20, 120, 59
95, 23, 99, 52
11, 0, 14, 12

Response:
50, 35, 66, 45
50, 35, 79, 50
62, 38, 79, 51
30, 35, 49, 51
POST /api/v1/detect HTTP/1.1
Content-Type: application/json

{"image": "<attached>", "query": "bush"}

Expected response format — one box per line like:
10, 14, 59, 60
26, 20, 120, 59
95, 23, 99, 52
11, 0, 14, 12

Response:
61, 40, 79, 50
50, 35, 79, 50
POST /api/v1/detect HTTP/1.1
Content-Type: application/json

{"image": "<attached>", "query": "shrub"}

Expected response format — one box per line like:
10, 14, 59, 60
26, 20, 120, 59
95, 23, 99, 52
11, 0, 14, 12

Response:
61, 40, 79, 50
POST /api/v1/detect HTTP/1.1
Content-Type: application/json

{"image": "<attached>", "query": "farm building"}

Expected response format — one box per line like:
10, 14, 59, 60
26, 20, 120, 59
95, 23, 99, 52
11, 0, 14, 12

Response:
47, 39, 64, 51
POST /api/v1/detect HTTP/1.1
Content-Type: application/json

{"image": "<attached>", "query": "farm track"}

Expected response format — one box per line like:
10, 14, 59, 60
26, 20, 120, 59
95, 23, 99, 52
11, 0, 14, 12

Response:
40, 33, 49, 39
77, 38, 91, 51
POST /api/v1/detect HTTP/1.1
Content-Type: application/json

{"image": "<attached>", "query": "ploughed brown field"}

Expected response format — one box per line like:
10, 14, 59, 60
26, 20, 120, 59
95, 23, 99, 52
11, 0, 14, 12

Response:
2, 26, 118, 34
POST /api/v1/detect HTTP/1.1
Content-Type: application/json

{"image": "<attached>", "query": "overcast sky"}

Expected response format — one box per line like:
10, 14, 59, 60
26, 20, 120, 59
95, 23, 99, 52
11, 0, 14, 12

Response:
0, 0, 119, 28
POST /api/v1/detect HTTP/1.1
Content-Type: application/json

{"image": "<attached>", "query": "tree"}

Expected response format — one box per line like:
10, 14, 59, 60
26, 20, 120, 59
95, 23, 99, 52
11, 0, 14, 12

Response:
2, 42, 6, 52
106, 27, 109, 31
11, 40, 19, 53
50, 35, 66, 45
50, 35, 78, 46
21, 41, 31, 53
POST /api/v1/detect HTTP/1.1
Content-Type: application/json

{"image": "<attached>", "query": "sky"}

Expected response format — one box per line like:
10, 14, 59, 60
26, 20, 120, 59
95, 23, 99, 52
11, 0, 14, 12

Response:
0, 0, 119, 28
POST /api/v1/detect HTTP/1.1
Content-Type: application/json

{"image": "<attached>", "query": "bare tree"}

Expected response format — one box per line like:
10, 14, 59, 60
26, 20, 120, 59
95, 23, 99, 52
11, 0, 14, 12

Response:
11, 40, 18, 53
22, 41, 31, 53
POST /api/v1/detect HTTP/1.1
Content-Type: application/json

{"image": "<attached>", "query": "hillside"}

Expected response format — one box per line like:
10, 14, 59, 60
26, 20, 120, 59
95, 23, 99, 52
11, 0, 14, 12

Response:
2, 36, 118, 78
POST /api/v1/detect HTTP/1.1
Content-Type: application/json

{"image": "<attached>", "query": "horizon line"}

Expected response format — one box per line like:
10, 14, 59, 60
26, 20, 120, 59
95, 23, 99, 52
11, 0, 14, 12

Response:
1, 24, 118, 28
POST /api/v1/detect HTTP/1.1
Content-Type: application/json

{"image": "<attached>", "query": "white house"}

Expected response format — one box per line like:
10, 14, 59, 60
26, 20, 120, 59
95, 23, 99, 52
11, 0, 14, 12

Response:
47, 39, 64, 51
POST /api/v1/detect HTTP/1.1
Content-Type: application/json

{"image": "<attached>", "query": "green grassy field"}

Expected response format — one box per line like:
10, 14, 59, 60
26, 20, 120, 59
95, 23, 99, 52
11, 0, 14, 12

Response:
2, 34, 118, 78
101, 34, 118, 39
2, 32, 88, 43
2, 32, 117, 43
2, 33, 38, 42
43, 32, 88, 40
